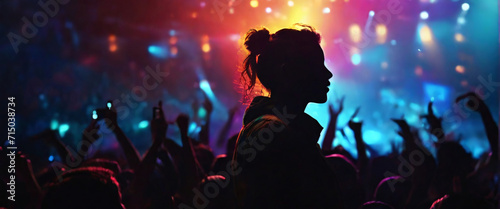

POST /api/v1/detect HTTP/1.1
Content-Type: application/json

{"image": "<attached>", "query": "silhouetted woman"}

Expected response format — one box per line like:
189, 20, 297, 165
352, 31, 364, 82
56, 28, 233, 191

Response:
233, 25, 344, 209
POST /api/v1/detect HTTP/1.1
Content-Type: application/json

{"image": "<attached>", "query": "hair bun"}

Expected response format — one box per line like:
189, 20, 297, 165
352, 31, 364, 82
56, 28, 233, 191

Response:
244, 28, 271, 55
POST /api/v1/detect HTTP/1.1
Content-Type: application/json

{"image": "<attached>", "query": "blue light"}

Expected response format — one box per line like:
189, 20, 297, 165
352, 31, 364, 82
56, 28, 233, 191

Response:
390, 40, 397, 45
148, 45, 168, 59
461, 3, 470, 11
188, 122, 198, 134
169, 30, 176, 36
351, 54, 361, 65
92, 110, 98, 120
107, 102, 112, 109
363, 130, 382, 144
369, 11, 375, 17
420, 11, 429, 20
50, 120, 58, 130
48, 155, 54, 162
59, 124, 70, 137
138, 120, 149, 129
457, 17, 466, 24
200, 80, 216, 100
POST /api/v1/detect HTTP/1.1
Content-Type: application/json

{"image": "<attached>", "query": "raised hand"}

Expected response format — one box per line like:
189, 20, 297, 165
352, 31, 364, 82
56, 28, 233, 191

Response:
455, 92, 487, 112
420, 102, 444, 141
322, 96, 345, 151
391, 118, 411, 138
151, 101, 168, 139
329, 96, 345, 117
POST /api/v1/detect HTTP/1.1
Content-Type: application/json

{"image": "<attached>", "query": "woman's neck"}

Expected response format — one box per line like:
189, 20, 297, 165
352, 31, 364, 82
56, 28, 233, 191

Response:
270, 92, 308, 115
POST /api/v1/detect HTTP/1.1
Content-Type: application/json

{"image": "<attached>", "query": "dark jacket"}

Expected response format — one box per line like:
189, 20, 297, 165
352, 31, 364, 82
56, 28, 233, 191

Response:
232, 96, 344, 209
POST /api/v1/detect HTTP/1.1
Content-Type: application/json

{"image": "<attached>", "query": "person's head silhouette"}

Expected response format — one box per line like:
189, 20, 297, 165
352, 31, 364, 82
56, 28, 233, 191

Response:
241, 24, 332, 111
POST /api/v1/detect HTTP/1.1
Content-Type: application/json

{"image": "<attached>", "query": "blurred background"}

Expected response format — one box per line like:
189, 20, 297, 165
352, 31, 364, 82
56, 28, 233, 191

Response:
2, 0, 499, 168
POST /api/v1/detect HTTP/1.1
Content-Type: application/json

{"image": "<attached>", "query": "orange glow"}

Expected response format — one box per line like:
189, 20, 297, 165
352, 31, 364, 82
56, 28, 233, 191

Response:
191, 12, 198, 18
169, 36, 178, 45
349, 24, 362, 43
109, 44, 117, 52
202, 43, 211, 52
376, 24, 387, 44
419, 24, 433, 43
455, 65, 465, 74
455, 33, 464, 42
250, 0, 258, 8
108, 34, 116, 42
201, 35, 209, 43
170, 46, 178, 56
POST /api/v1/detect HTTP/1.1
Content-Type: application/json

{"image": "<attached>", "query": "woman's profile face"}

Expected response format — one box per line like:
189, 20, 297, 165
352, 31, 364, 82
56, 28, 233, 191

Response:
285, 43, 332, 104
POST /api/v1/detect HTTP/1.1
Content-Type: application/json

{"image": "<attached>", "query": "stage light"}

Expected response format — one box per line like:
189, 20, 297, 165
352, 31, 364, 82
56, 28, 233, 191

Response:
415, 66, 423, 76
351, 54, 361, 65
108, 34, 116, 42
381, 61, 388, 69
59, 123, 70, 137
51, 119, 59, 130
455, 65, 465, 74
200, 1, 206, 7
419, 24, 433, 43
170, 47, 178, 56
92, 110, 97, 120
288, 1, 294, 7
169, 30, 176, 36
250, 0, 258, 8
457, 17, 466, 24
265, 7, 272, 13
461, 3, 470, 11
49, 155, 54, 162
169, 36, 178, 45
202, 43, 211, 52
138, 120, 149, 129
109, 44, 117, 52
148, 45, 168, 58
376, 24, 387, 44
420, 11, 429, 20
198, 108, 207, 118
369, 10, 375, 17
390, 39, 397, 45
323, 7, 331, 14
349, 24, 362, 43
454, 33, 464, 42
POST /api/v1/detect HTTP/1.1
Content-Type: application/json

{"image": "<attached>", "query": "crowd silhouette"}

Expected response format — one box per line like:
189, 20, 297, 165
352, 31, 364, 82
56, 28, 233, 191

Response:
3, 25, 498, 209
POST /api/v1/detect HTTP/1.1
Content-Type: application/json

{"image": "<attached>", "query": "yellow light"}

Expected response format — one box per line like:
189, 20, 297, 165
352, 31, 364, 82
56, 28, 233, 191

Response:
109, 44, 117, 52
288, 1, 294, 6
349, 24, 362, 43
419, 24, 433, 43
376, 24, 387, 44
455, 33, 464, 42
455, 65, 465, 74
202, 43, 211, 52
250, 0, 258, 8
170, 46, 178, 56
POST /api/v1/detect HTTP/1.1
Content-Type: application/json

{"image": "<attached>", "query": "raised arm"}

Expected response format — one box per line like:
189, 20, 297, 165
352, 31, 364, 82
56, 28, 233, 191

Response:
322, 96, 344, 151
216, 105, 238, 148
456, 92, 499, 158
103, 101, 141, 169
199, 98, 214, 145
421, 101, 445, 142
347, 108, 368, 169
